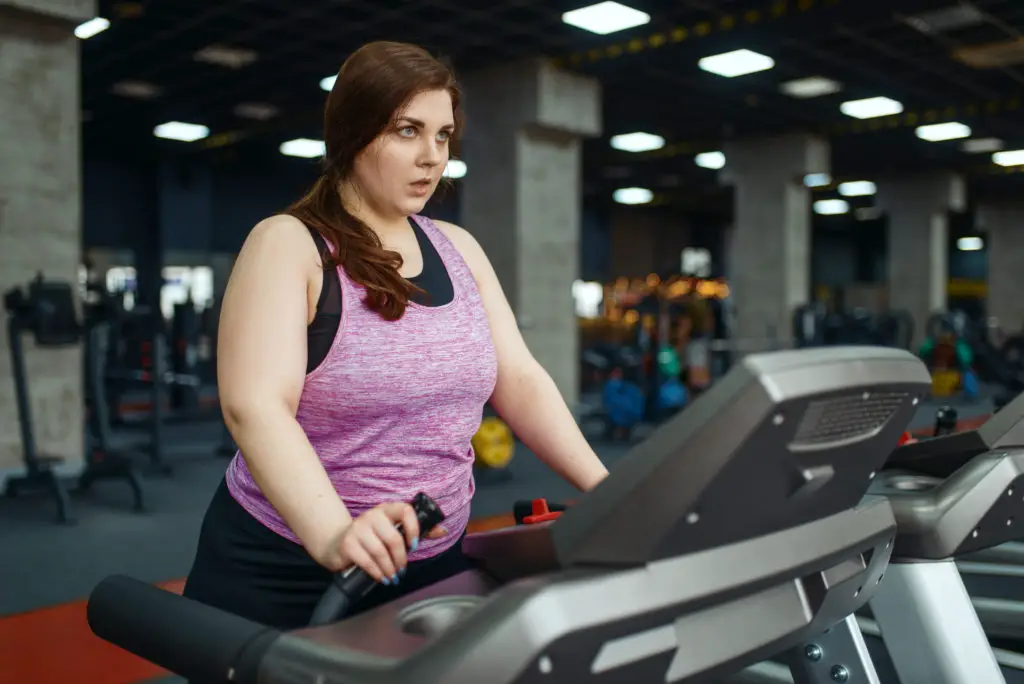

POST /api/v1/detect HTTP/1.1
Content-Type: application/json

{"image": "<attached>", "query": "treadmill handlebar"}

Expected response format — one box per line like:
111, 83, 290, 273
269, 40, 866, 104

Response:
308, 492, 445, 626
87, 575, 280, 684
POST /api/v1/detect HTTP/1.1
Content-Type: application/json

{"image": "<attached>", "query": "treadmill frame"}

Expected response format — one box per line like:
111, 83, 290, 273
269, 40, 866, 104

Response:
869, 559, 1004, 684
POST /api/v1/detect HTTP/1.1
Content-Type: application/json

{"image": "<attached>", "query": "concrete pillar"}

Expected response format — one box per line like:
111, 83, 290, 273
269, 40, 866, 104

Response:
0, 0, 94, 479
979, 203, 1024, 333
877, 173, 965, 345
721, 134, 829, 345
461, 59, 601, 406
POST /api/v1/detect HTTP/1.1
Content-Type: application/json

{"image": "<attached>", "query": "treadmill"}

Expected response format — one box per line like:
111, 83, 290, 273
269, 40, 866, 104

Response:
87, 346, 930, 684
954, 395, 1024, 646
867, 391, 1024, 684
863, 391, 1024, 683
736, 394, 1024, 684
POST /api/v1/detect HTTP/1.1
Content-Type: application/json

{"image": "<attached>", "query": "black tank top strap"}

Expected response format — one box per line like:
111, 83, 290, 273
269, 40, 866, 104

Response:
306, 226, 342, 317
305, 226, 342, 374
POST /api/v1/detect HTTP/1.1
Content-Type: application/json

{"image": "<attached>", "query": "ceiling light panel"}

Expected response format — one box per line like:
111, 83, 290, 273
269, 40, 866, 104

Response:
111, 80, 161, 99
840, 96, 903, 119
75, 17, 109, 39
234, 103, 279, 121
610, 132, 665, 152
613, 187, 654, 204
194, 45, 258, 69
562, 2, 651, 35
695, 151, 726, 170
814, 199, 849, 215
915, 122, 971, 142
962, 137, 1003, 153
780, 76, 842, 99
699, 49, 775, 78
837, 180, 877, 197
153, 121, 210, 142
280, 138, 326, 158
993, 149, 1024, 167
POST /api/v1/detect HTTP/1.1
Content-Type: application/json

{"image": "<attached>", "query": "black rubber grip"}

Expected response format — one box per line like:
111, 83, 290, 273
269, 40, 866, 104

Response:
87, 574, 280, 684
309, 492, 446, 626
934, 406, 959, 437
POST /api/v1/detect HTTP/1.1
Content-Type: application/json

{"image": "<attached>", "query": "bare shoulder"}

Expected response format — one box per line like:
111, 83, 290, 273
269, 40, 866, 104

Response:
430, 218, 473, 243
245, 214, 313, 249
240, 214, 320, 266
430, 219, 486, 266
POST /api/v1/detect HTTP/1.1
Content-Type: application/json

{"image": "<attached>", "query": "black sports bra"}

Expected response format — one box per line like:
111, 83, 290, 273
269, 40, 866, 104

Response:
305, 219, 455, 373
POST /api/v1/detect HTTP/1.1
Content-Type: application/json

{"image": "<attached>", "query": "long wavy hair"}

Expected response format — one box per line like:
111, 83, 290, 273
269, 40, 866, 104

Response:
286, 41, 463, 321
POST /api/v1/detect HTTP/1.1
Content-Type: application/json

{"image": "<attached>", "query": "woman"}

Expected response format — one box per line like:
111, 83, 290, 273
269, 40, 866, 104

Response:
182, 40, 609, 633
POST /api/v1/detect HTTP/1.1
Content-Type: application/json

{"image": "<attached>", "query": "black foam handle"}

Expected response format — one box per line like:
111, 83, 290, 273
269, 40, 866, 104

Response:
87, 575, 280, 684
308, 492, 446, 626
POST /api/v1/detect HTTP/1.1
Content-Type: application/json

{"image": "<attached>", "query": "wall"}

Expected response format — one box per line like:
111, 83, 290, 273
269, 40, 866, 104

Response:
608, 205, 692, 278
0, 12, 84, 478
811, 230, 857, 287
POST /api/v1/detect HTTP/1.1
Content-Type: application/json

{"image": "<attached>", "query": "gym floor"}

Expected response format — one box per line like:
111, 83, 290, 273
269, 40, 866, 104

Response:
0, 396, 996, 684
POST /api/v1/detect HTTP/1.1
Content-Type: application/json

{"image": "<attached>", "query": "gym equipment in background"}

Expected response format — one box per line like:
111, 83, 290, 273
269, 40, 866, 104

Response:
81, 318, 148, 512
920, 312, 974, 397
93, 305, 176, 476
792, 304, 915, 350
3, 275, 145, 523
86, 345, 931, 684
169, 300, 201, 415
472, 414, 515, 472
601, 365, 646, 436
655, 375, 688, 416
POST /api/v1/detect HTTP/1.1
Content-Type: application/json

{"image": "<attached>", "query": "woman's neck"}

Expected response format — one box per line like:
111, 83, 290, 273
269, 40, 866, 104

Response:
337, 180, 409, 235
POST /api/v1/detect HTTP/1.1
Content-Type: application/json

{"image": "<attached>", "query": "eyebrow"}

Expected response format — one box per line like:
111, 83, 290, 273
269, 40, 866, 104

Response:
399, 116, 455, 130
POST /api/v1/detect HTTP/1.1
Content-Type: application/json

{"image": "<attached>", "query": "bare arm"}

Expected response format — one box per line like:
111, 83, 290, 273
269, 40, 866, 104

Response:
218, 215, 352, 567
435, 221, 609, 492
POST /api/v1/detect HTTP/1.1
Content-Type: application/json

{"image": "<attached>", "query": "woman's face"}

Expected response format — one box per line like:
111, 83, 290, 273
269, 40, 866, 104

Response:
351, 88, 455, 219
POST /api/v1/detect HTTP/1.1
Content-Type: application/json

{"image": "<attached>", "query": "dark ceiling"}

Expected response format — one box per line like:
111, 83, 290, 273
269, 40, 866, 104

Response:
82, 0, 1024, 211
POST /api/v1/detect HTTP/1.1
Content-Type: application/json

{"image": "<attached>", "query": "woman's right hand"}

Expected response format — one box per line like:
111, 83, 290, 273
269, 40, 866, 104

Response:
318, 502, 447, 582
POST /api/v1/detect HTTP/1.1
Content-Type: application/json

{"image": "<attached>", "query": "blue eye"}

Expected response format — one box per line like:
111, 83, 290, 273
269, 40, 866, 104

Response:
436, 130, 451, 142
399, 126, 416, 137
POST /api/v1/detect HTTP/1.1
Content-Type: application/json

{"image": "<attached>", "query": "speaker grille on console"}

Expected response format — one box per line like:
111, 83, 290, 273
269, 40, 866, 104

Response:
791, 392, 908, 449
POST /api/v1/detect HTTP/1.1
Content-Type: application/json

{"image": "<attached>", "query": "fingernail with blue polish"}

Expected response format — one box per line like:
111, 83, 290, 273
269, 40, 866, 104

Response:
382, 576, 391, 586
411, 536, 420, 552
399, 567, 407, 577
392, 574, 399, 584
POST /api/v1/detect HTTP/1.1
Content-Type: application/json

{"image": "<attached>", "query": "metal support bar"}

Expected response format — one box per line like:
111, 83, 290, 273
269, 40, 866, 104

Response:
781, 615, 880, 684
869, 560, 1004, 684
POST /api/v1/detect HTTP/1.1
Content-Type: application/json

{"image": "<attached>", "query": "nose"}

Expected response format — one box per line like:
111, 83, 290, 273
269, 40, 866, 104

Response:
419, 138, 445, 168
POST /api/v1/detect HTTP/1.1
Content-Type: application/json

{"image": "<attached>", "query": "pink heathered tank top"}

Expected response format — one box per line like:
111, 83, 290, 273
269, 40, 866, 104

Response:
225, 215, 498, 561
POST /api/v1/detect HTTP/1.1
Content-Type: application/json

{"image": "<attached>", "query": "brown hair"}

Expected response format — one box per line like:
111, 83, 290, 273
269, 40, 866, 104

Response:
287, 41, 463, 321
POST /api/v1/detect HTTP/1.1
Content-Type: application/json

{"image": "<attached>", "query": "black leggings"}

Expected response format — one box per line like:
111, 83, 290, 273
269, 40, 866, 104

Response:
183, 479, 476, 633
